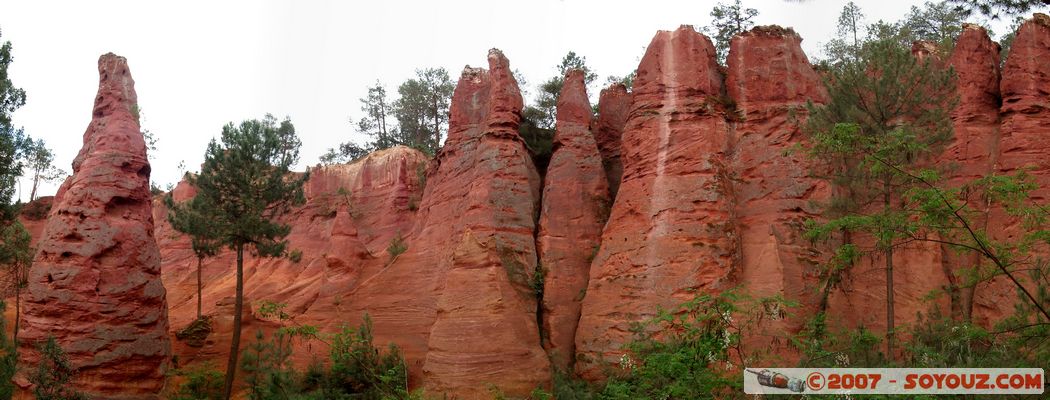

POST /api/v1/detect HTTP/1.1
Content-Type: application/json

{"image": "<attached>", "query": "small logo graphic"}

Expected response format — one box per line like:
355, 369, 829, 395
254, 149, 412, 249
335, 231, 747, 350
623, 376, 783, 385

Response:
745, 369, 806, 393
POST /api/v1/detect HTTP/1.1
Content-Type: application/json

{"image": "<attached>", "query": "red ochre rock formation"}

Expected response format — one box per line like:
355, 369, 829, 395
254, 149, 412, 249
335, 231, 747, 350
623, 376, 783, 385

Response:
537, 69, 610, 371
989, 13, 1050, 323
941, 24, 1004, 323
14, 20, 1050, 397
156, 146, 427, 367
725, 26, 828, 330
575, 25, 737, 380
592, 83, 632, 198
17, 53, 170, 399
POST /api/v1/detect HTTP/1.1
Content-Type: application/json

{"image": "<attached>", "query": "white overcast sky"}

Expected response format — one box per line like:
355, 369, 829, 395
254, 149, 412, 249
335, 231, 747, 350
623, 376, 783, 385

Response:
0, 0, 1041, 200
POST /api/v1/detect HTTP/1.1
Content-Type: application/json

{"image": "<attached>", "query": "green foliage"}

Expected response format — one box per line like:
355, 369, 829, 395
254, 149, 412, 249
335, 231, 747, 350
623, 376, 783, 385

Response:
386, 233, 407, 260
325, 68, 455, 163
288, 249, 303, 263
533, 290, 796, 399
0, 301, 16, 399
176, 114, 308, 398
704, 0, 759, 64
998, 16, 1025, 64
322, 315, 410, 399
23, 138, 65, 201
946, 0, 1050, 19
168, 363, 225, 400
901, 1, 970, 48
392, 68, 455, 156
520, 51, 598, 172
30, 337, 86, 400
242, 329, 299, 400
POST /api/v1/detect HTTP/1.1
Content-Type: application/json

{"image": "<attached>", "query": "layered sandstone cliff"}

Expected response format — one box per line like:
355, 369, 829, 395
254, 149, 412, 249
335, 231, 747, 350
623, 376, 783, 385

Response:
537, 69, 609, 371
17, 53, 170, 399
592, 84, 632, 198
575, 25, 738, 379
726, 26, 828, 326
14, 17, 1050, 398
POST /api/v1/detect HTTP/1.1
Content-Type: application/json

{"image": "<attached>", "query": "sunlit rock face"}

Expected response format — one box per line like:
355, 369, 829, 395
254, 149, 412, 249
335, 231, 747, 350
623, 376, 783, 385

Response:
17, 53, 171, 399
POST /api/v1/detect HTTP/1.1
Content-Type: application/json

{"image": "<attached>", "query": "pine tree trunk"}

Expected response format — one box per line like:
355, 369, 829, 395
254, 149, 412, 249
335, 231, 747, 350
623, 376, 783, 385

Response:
197, 256, 203, 320
224, 244, 245, 400
884, 186, 895, 361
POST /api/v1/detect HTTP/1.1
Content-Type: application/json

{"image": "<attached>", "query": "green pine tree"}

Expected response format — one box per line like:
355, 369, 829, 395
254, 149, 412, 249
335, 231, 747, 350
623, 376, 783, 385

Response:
30, 337, 86, 400
803, 34, 958, 360
170, 114, 308, 400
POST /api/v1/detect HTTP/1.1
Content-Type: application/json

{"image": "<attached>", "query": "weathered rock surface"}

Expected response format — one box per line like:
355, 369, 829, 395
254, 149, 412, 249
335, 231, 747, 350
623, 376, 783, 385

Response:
17, 53, 170, 399
538, 69, 609, 371
990, 13, 1050, 323
592, 84, 632, 198
942, 24, 1003, 323
575, 26, 737, 379
157, 146, 427, 369
725, 25, 828, 330
301, 50, 549, 398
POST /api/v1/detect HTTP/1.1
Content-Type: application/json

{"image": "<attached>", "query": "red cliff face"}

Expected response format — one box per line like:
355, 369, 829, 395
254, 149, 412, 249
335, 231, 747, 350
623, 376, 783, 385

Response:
18, 53, 170, 398
991, 13, 1050, 322
157, 146, 427, 372
592, 84, 632, 198
943, 24, 1003, 323
575, 25, 737, 379
725, 25, 828, 329
537, 69, 609, 371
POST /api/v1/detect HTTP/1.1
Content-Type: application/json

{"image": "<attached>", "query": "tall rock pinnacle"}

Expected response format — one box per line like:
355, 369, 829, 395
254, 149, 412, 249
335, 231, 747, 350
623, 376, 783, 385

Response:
18, 53, 170, 398
538, 69, 609, 371
575, 26, 736, 379
726, 25, 828, 329
592, 83, 632, 198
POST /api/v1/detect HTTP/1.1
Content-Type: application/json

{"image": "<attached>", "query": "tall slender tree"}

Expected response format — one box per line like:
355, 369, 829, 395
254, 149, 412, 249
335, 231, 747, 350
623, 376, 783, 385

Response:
165, 186, 221, 320
170, 114, 308, 399
804, 36, 957, 360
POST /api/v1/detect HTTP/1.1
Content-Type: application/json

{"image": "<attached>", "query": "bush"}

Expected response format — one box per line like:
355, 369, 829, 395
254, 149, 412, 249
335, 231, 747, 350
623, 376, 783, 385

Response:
0, 301, 15, 400
30, 336, 86, 400
289, 249, 303, 263
168, 363, 224, 400
387, 234, 407, 260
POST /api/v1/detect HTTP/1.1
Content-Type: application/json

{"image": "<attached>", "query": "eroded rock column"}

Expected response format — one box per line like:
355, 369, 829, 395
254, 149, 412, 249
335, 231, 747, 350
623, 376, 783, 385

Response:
538, 69, 609, 371
726, 26, 828, 327
592, 84, 632, 198
575, 26, 736, 379
18, 53, 170, 399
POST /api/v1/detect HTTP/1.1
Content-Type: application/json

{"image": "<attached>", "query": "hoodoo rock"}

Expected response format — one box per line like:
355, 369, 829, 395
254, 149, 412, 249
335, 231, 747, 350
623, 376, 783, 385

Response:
17, 53, 170, 398
575, 26, 736, 379
537, 69, 609, 371
725, 25, 828, 327
592, 83, 632, 198
325, 49, 550, 398
943, 24, 1002, 323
